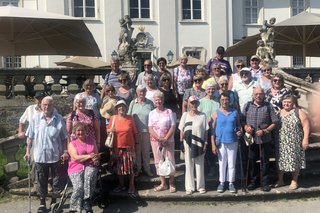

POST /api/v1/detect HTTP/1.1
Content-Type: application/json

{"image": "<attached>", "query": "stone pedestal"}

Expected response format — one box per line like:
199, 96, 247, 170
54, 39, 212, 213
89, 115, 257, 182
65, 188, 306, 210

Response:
121, 63, 139, 83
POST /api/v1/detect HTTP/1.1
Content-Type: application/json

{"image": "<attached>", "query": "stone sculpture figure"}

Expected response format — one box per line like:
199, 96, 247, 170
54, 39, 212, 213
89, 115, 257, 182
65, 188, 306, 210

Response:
117, 15, 137, 65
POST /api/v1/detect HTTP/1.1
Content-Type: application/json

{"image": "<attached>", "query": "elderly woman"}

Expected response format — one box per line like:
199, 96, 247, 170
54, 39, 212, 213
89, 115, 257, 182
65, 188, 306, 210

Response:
68, 123, 99, 212
145, 73, 160, 104
214, 76, 239, 111
107, 100, 138, 194
275, 95, 310, 190
211, 92, 242, 193
100, 84, 122, 122
116, 71, 135, 106
228, 59, 246, 91
202, 63, 222, 90
157, 57, 172, 78
258, 63, 272, 92
75, 78, 101, 117
159, 73, 179, 115
67, 95, 101, 149
179, 96, 208, 195
148, 91, 176, 193
265, 73, 292, 113
128, 85, 154, 177
182, 74, 206, 113
173, 54, 194, 103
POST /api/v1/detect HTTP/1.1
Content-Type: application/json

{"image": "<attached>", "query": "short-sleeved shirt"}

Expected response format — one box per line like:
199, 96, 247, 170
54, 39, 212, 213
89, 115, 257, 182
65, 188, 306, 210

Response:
107, 115, 137, 148
198, 97, 220, 121
135, 71, 160, 87
206, 58, 232, 76
148, 108, 176, 143
173, 66, 194, 95
251, 68, 262, 82
104, 70, 121, 90
19, 104, 41, 124
234, 80, 258, 111
242, 101, 279, 144
128, 98, 154, 132
26, 111, 68, 163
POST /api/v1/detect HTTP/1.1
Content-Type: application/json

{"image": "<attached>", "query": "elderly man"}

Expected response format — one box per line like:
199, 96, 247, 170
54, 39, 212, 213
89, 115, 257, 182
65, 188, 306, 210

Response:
206, 46, 232, 76
24, 96, 68, 212
234, 67, 258, 111
136, 59, 160, 87
242, 87, 278, 192
101, 58, 122, 98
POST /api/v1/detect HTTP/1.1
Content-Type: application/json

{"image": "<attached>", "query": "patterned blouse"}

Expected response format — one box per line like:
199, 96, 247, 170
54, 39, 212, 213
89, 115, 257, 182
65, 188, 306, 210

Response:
265, 87, 292, 113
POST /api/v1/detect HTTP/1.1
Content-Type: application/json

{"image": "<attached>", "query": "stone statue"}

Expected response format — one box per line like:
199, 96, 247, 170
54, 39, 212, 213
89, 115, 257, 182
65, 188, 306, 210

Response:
117, 15, 137, 65
258, 17, 278, 66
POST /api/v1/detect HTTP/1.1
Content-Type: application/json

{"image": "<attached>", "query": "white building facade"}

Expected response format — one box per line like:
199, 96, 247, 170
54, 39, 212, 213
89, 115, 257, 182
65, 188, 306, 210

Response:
1, 0, 320, 71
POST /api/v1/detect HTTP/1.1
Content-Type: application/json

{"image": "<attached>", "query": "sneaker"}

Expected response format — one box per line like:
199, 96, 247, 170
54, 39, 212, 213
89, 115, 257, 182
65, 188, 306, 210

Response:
229, 183, 236, 193
217, 183, 224, 193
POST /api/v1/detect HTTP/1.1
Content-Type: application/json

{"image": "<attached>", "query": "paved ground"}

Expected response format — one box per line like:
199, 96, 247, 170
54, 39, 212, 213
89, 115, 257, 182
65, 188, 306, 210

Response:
1, 195, 320, 213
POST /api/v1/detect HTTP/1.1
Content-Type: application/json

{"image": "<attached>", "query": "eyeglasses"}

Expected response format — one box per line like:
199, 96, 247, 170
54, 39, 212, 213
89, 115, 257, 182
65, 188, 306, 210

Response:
220, 83, 228, 86
236, 65, 245, 68
162, 79, 170, 82
119, 79, 127, 82
263, 69, 272, 72
213, 68, 221, 70
241, 73, 249, 77
144, 64, 152, 67
254, 93, 264, 96
273, 79, 281, 83
194, 80, 202, 83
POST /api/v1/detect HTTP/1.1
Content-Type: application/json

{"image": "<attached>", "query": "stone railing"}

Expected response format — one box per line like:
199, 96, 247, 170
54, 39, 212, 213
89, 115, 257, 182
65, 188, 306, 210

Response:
0, 68, 110, 98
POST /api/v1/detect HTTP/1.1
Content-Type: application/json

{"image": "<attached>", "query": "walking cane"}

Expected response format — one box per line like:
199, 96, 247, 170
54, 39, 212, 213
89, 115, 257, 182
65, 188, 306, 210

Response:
27, 159, 32, 213
236, 127, 246, 193
258, 139, 264, 190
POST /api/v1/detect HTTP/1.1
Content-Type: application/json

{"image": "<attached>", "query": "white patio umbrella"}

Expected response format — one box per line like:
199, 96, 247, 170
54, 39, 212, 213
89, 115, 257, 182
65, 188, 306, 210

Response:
0, 5, 101, 57
55, 56, 110, 68
225, 12, 320, 66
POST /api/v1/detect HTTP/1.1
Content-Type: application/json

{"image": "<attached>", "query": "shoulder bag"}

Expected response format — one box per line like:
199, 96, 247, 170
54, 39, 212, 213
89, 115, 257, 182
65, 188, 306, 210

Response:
105, 116, 116, 148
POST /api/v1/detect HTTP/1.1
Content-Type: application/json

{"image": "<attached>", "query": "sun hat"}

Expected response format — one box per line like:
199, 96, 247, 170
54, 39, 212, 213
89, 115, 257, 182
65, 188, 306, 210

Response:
250, 55, 260, 61
240, 67, 251, 75
188, 95, 199, 103
115, 99, 127, 108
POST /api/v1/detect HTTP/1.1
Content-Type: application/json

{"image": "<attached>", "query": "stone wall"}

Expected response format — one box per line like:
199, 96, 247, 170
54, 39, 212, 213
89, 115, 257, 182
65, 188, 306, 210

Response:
0, 95, 76, 135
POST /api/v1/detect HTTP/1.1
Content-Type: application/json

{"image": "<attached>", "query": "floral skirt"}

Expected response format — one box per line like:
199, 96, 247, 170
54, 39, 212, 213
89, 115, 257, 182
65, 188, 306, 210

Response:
110, 148, 136, 175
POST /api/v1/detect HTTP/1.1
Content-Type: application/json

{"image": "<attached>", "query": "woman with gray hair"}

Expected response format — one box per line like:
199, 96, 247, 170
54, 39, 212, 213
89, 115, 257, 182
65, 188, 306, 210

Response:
228, 59, 246, 91
67, 94, 101, 149
214, 76, 239, 111
148, 91, 176, 192
128, 85, 155, 176
145, 73, 160, 104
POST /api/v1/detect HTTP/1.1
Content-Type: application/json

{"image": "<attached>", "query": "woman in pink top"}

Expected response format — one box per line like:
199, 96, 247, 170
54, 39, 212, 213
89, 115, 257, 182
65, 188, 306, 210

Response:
68, 123, 99, 213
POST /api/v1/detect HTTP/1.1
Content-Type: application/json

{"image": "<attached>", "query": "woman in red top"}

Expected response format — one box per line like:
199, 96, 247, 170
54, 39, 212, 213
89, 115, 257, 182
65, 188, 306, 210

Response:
107, 100, 138, 194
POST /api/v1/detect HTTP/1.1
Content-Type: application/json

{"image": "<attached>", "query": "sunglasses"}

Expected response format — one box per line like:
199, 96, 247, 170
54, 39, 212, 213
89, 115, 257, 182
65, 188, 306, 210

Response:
144, 64, 152, 67
194, 80, 202, 83
162, 79, 170, 82
241, 73, 249, 76
220, 83, 228, 86
263, 69, 272, 72
119, 79, 127, 82
273, 79, 281, 83
236, 65, 245, 68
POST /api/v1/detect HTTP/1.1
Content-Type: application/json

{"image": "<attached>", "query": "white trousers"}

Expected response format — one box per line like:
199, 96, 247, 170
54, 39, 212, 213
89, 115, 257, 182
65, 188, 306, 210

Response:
218, 142, 238, 183
135, 132, 151, 173
184, 142, 205, 191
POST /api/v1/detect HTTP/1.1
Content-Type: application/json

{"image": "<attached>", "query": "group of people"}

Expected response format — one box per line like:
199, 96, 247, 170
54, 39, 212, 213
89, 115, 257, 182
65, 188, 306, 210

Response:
19, 46, 311, 212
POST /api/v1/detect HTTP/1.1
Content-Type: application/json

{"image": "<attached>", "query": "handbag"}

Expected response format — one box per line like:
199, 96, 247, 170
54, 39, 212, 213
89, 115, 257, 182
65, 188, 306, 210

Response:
105, 116, 116, 148
158, 147, 175, 176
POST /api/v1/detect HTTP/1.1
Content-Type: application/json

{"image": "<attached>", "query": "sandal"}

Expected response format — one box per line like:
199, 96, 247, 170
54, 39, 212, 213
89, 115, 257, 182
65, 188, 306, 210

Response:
289, 182, 298, 190
154, 185, 168, 192
169, 185, 176, 193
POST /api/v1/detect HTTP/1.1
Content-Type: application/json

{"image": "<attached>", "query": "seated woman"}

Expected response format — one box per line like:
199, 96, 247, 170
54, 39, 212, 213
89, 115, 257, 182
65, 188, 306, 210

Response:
68, 122, 100, 213
107, 100, 138, 194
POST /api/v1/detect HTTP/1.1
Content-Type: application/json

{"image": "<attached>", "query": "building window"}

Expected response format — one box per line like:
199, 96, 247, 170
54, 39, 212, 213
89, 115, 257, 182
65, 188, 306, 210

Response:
291, 0, 309, 16
73, 0, 95, 18
186, 50, 201, 59
4, 56, 21, 68
293, 56, 304, 67
245, 0, 259, 24
182, 0, 202, 20
1, 0, 18, 6
130, 0, 150, 19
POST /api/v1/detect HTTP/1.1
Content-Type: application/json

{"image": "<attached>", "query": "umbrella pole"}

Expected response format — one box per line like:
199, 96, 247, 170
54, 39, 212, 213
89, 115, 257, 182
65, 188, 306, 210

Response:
303, 26, 306, 67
